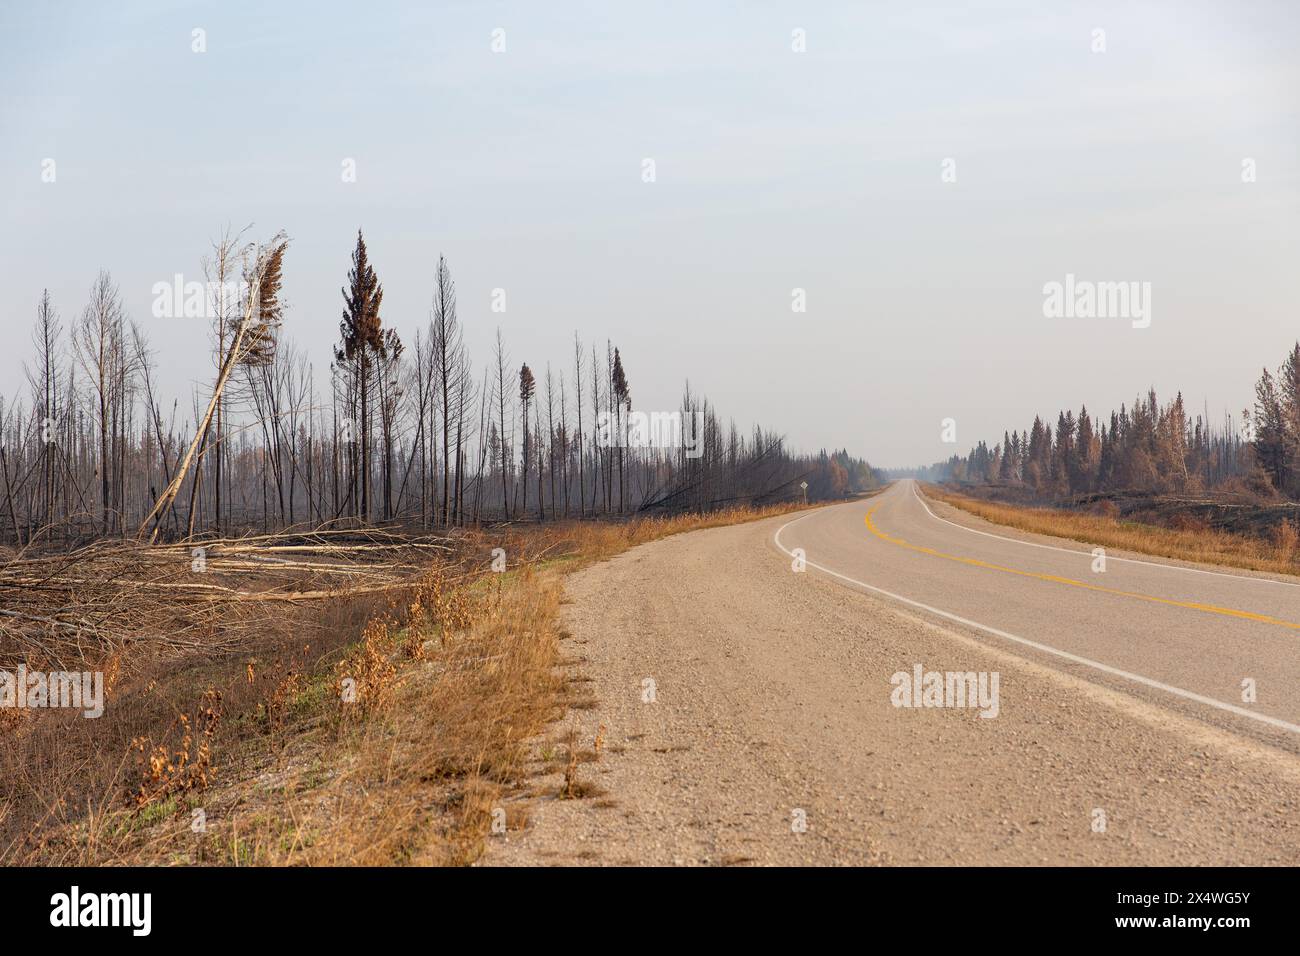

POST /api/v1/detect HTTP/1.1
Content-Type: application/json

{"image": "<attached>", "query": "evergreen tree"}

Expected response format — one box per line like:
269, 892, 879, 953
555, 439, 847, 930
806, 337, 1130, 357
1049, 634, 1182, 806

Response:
519, 362, 536, 515
335, 230, 385, 521
1253, 367, 1287, 492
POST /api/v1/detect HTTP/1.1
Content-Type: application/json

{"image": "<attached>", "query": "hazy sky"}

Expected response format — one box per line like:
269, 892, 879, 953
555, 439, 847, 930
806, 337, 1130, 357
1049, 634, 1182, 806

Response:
2, 1, 1297, 467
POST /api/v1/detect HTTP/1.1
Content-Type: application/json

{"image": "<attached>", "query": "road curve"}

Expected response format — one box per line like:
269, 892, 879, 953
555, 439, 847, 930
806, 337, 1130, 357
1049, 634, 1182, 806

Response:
488, 486, 1300, 866
776, 480, 1300, 748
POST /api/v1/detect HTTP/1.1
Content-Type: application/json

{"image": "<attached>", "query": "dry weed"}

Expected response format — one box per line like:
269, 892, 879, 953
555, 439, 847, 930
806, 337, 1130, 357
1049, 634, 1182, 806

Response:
131, 688, 223, 808
334, 618, 398, 722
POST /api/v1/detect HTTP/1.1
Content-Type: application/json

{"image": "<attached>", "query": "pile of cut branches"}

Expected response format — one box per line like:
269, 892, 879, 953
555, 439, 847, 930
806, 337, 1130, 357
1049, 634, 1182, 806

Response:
0, 526, 464, 670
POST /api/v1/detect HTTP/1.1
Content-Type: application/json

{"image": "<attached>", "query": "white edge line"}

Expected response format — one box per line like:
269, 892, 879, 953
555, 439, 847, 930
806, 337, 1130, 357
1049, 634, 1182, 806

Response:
773, 505, 1300, 736
908, 480, 1300, 589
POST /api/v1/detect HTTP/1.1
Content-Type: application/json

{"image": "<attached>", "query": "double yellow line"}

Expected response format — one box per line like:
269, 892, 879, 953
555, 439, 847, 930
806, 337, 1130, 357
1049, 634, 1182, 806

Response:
864, 504, 1300, 632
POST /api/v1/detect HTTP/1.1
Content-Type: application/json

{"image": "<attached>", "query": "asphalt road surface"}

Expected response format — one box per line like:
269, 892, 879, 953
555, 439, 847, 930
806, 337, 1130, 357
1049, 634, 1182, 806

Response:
490, 481, 1300, 865
776, 480, 1300, 747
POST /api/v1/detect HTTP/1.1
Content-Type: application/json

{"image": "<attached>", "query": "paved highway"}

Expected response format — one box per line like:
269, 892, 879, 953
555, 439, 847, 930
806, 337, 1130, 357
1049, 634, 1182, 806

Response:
776, 480, 1300, 746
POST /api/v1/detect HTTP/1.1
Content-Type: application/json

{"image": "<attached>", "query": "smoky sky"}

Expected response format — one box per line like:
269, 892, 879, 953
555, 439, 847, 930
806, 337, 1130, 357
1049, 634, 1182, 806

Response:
2, 1, 1297, 466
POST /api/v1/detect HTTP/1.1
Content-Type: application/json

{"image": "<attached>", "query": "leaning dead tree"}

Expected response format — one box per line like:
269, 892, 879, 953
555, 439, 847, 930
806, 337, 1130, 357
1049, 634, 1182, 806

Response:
137, 234, 288, 543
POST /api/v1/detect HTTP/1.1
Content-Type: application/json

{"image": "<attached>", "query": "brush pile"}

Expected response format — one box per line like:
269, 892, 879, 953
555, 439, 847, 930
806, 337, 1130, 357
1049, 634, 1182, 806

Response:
0, 527, 462, 669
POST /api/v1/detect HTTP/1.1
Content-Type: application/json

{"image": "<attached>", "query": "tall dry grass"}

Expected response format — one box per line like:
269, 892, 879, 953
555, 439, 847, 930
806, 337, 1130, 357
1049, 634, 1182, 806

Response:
925, 486, 1300, 578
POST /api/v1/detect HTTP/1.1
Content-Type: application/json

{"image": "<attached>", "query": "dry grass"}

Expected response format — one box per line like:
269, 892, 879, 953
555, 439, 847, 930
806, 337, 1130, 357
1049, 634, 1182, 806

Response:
501, 501, 812, 571
1, 501, 810, 866
287, 561, 570, 865
925, 485, 1300, 577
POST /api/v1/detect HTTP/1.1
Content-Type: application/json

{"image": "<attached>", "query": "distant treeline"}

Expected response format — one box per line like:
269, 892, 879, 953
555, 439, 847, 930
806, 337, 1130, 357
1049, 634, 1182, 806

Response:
899, 350, 1300, 502
1, 227, 881, 547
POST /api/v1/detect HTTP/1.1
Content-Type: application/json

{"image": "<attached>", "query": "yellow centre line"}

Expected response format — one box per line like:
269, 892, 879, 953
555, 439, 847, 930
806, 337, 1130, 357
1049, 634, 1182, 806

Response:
865, 504, 1300, 632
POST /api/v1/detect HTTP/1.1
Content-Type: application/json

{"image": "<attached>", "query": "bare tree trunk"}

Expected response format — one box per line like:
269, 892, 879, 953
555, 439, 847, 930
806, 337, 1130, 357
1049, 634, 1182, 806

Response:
138, 238, 286, 542
573, 334, 584, 518
495, 331, 510, 520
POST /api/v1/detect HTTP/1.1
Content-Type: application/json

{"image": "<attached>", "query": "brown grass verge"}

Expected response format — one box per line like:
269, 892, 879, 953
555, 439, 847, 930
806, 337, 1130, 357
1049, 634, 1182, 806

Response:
924, 485, 1300, 578
0, 500, 813, 866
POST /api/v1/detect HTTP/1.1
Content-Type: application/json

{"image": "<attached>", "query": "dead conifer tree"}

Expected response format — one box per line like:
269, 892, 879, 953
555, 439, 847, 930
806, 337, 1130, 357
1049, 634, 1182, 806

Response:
138, 233, 288, 542
335, 230, 385, 522
519, 363, 535, 517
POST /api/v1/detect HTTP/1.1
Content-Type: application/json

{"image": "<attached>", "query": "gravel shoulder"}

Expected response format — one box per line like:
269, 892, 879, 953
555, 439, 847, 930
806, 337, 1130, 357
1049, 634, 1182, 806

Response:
485, 508, 1300, 866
